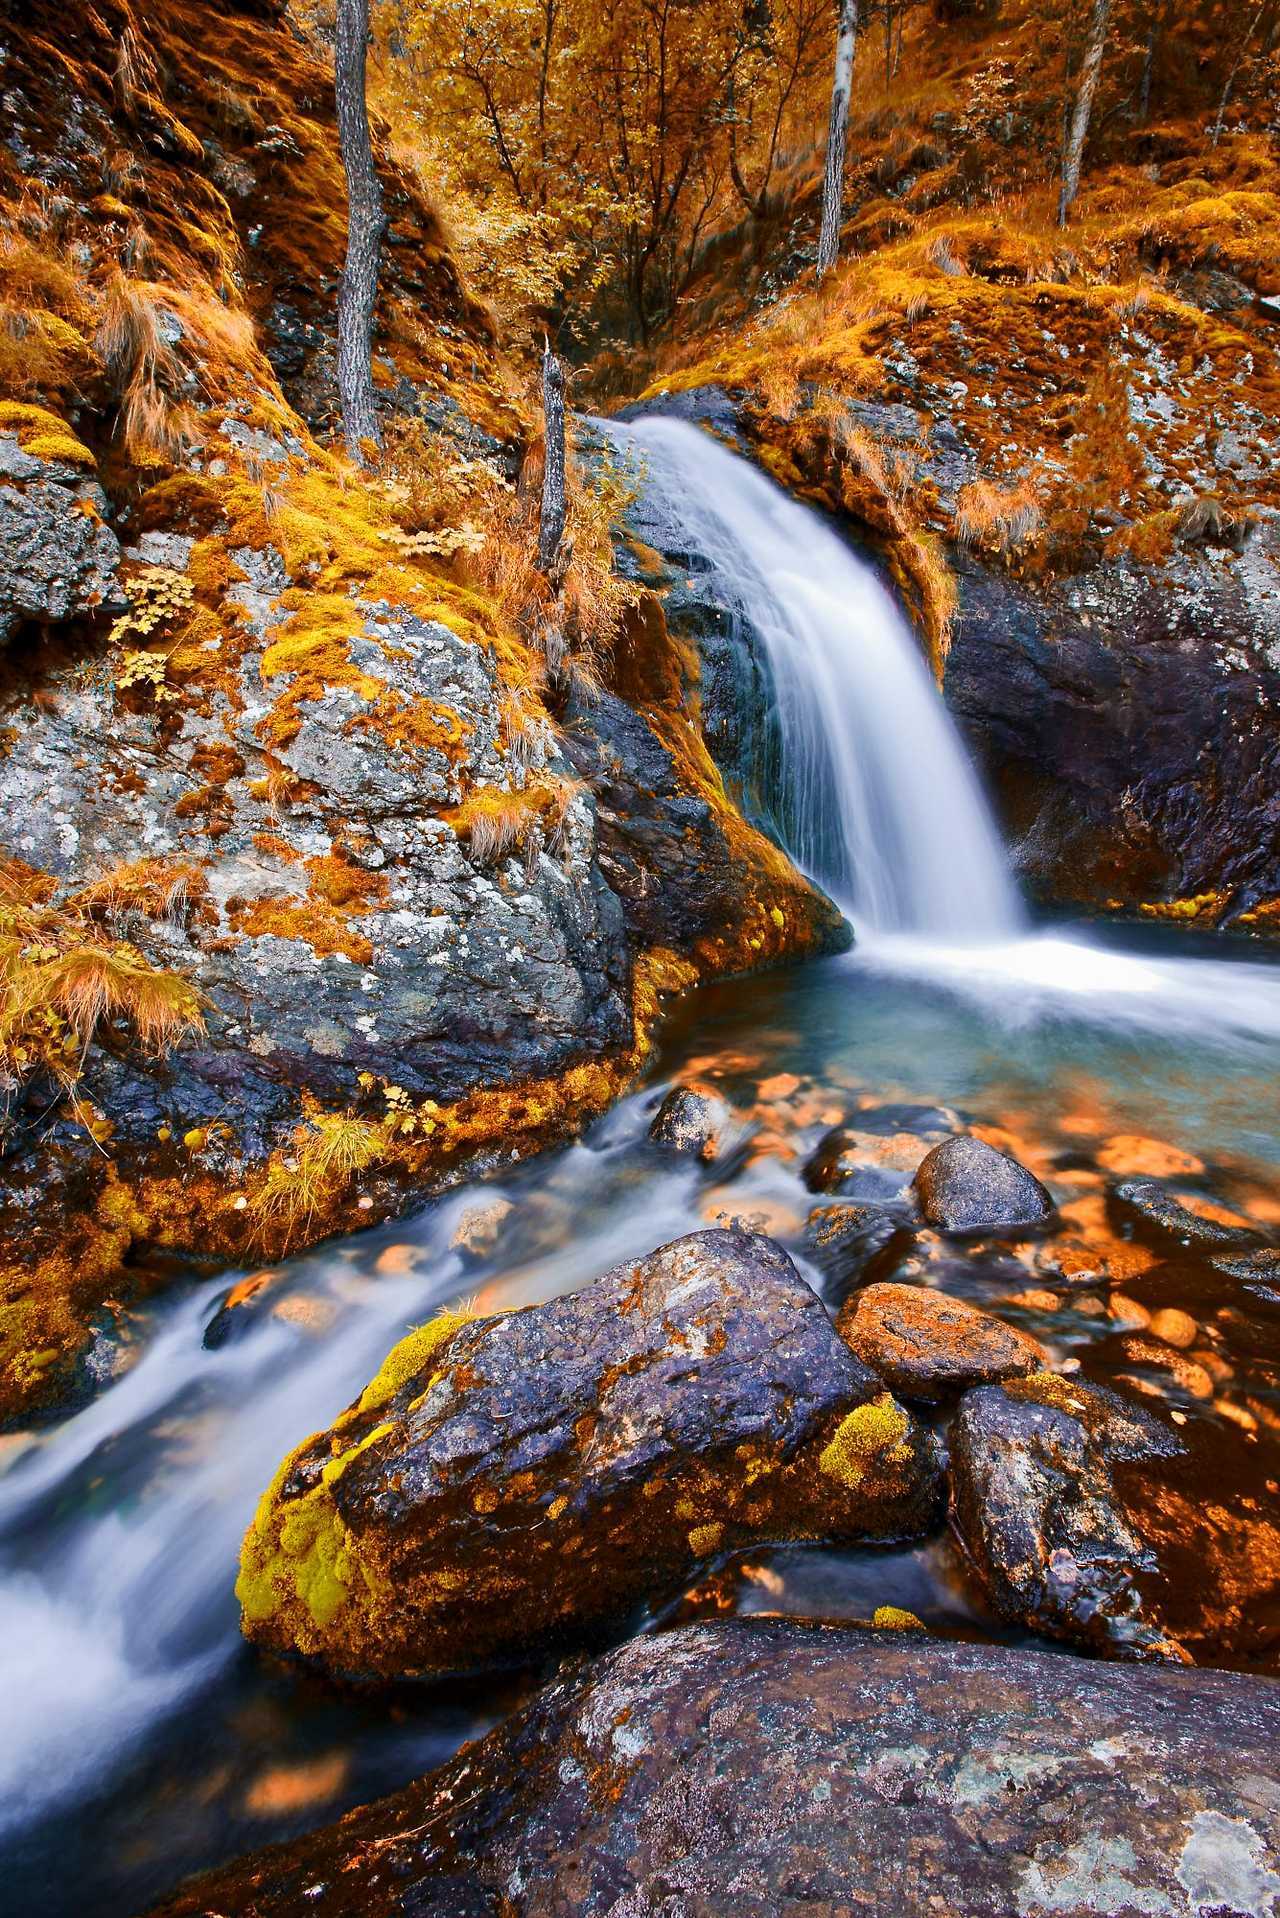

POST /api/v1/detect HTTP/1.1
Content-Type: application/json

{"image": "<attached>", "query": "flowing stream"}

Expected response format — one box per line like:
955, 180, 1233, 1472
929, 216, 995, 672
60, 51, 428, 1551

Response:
4, 420, 1280, 1916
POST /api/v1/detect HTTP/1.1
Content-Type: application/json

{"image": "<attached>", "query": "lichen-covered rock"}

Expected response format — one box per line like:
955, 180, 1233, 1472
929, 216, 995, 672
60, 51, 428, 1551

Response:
1112, 1177, 1262, 1251
950, 1372, 1188, 1659
151, 1618, 1280, 1918
647, 1082, 733, 1158
236, 1229, 941, 1679
838, 1282, 1046, 1401
804, 1200, 909, 1283
914, 1133, 1053, 1233
0, 440, 122, 642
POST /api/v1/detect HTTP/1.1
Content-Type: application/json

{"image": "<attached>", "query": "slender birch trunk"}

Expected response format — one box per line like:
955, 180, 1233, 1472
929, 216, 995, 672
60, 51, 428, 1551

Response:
816, 0, 858, 279
335, 0, 386, 462
1057, 0, 1111, 227
538, 340, 568, 580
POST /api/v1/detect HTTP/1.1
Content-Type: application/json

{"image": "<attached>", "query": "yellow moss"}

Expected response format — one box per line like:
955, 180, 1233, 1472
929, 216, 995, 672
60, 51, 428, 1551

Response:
687, 1522, 724, 1555
872, 1605, 926, 1631
356, 1306, 477, 1415
819, 1394, 911, 1490
1137, 893, 1226, 924
0, 401, 95, 468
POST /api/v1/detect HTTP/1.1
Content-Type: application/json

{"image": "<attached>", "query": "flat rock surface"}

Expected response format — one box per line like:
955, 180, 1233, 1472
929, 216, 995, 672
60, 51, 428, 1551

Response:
154, 1617, 1280, 1918
838, 1281, 1047, 1400
237, 1230, 940, 1679
1112, 1178, 1262, 1250
915, 1134, 1054, 1232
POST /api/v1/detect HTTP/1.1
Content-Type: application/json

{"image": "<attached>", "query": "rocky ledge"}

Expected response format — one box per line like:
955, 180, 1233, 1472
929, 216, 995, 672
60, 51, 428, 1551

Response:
153, 1616, 1280, 1917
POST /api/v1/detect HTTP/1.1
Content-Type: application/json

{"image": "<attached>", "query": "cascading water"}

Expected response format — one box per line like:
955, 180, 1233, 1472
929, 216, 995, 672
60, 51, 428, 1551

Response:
598, 414, 1022, 939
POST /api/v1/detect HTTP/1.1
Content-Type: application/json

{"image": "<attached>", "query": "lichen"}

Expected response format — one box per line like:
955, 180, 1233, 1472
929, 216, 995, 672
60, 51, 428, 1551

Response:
356, 1306, 477, 1415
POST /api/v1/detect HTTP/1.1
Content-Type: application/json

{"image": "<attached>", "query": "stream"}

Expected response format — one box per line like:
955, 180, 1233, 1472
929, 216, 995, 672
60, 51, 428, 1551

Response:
4, 422, 1280, 1916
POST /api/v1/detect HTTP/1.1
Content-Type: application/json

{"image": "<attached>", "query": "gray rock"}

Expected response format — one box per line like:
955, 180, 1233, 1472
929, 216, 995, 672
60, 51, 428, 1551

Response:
647, 1082, 733, 1159
0, 472, 121, 642
237, 1229, 942, 1679
914, 1133, 1053, 1233
838, 1281, 1047, 1401
152, 1618, 1280, 1918
950, 1373, 1187, 1659
1113, 1178, 1262, 1251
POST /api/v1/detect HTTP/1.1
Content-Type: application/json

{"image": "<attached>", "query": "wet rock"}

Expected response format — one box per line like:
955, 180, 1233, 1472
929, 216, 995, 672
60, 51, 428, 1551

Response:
914, 1134, 1053, 1233
1111, 1178, 1261, 1251
1211, 1245, 1280, 1305
152, 1617, 1280, 1918
837, 1282, 1046, 1401
803, 1125, 924, 1197
202, 1272, 280, 1350
804, 1201, 909, 1285
950, 1372, 1188, 1659
236, 1229, 941, 1680
0, 462, 122, 642
647, 1082, 733, 1160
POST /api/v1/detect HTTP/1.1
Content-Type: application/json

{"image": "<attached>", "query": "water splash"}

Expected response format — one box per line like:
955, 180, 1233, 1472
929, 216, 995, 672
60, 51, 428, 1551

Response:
600, 414, 1022, 939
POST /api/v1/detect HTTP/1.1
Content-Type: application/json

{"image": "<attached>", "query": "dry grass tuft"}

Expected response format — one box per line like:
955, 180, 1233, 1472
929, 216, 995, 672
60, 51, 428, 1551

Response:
25, 944, 205, 1055
954, 478, 1044, 557
250, 1112, 385, 1244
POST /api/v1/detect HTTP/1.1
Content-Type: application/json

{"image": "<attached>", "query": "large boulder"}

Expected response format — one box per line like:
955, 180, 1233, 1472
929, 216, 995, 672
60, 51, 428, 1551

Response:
152, 1617, 1280, 1918
237, 1230, 941, 1679
914, 1133, 1053, 1232
837, 1282, 1047, 1401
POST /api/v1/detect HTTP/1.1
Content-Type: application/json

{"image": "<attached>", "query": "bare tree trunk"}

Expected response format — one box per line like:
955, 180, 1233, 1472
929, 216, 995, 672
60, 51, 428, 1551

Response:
538, 340, 567, 580
1057, 0, 1111, 227
336, 0, 386, 463
1212, 0, 1267, 146
817, 0, 858, 278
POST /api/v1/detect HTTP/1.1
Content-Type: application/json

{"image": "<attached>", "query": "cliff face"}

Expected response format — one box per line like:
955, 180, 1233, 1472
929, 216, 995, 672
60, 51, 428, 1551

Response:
0, 0, 844, 1425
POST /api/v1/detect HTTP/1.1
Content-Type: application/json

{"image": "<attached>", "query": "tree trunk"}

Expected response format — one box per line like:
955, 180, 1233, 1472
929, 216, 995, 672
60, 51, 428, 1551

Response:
1057, 0, 1111, 227
538, 341, 567, 580
335, 0, 386, 463
817, 0, 858, 279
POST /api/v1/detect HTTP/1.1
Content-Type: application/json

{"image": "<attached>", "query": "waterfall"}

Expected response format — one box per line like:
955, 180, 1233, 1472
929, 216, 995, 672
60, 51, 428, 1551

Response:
600, 415, 1023, 940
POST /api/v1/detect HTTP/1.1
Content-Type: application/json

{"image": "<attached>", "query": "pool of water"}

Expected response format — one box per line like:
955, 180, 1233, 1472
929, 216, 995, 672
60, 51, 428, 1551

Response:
3, 920, 1280, 1916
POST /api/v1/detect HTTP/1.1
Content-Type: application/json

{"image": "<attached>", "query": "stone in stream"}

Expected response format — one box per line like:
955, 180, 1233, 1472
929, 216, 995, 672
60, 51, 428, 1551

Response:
949, 1372, 1189, 1660
236, 1229, 941, 1680
1111, 1177, 1262, 1251
837, 1282, 1047, 1401
647, 1082, 733, 1159
804, 1200, 910, 1284
914, 1133, 1054, 1233
150, 1617, 1280, 1918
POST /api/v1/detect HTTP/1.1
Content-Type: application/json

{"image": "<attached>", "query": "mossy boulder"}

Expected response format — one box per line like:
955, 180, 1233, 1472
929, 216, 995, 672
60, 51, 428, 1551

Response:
152, 1618, 1280, 1918
837, 1281, 1047, 1401
236, 1228, 941, 1680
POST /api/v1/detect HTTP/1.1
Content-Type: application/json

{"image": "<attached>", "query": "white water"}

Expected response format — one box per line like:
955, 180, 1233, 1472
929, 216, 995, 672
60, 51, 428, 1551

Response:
601, 414, 1022, 938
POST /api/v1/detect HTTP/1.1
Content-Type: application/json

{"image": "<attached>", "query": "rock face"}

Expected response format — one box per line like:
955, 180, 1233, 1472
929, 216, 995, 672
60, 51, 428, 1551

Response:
647, 1082, 733, 1159
0, 431, 122, 643
950, 1372, 1188, 1659
237, 1229, 941, 1679
153, 1618, 1280, 1918
838, 1282, 1047, 1401
914, 1134, 1053, 1233
945, 530, 1280, 921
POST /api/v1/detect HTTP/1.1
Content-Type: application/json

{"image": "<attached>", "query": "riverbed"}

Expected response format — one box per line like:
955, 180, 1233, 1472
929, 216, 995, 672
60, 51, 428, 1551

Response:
3, 918, 1279, 1917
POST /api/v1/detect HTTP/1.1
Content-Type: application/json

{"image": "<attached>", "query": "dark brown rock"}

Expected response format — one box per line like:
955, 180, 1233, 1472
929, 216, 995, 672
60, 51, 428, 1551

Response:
236, 1230, 941, 1680
151, 1617, 1280, 1918
914, 1133, 1053, 1233
647, 1082, 733, 1159
1112, 1178, 1262, 1251
950, 1372, 1188, 1659
838, 1281, 1047, 1401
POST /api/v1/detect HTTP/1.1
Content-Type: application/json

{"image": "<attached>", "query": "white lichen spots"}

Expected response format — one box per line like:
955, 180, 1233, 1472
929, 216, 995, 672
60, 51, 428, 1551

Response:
1017, 1832, 1173, 1913
1176, 1810, 1280, 1917
950, 1748, 1065, 1809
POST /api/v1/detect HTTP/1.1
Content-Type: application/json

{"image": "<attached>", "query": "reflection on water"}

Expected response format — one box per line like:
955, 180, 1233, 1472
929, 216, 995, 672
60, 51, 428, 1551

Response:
3, 922, 1280, 1916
